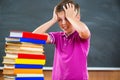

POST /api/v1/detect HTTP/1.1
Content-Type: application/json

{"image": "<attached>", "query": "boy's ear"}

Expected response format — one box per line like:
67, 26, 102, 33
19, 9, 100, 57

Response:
76, 14, 80, 20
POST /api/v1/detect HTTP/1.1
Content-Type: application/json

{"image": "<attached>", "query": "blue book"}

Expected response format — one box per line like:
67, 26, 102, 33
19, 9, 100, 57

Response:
20, 38, 46, 44
16, 77, 44, 80
15, 64, 43, 69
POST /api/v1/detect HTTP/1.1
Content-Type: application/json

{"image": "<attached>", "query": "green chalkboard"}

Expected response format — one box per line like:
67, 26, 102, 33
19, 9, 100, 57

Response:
0, 0, 120, 68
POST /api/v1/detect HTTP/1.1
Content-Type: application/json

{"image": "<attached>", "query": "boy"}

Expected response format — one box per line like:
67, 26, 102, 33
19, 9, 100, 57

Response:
33, 0, 90, 80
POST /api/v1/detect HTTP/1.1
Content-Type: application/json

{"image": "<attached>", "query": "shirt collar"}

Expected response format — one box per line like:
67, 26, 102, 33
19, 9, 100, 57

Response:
62, 30, 77, 38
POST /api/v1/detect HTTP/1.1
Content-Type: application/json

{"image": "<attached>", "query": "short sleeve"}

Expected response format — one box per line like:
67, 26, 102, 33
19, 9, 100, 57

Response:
49, 32, 60, 44
49, 32, 55, 44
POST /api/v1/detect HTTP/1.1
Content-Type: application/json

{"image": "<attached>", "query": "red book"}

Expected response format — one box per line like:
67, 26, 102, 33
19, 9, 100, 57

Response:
10, 31, 48, 40
23, 32, 47, 40
18, 53, 46, 59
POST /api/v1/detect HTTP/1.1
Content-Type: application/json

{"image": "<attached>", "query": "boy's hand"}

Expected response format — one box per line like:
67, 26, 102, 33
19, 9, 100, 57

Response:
63, 3, 77, 21
52, 6, 58, 23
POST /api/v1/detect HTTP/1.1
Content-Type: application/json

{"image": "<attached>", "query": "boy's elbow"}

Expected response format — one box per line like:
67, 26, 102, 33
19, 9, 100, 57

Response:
80, 30, 90, 39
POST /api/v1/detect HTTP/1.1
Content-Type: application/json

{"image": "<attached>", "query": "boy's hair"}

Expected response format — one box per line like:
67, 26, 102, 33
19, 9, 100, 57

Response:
56, 0, 80, 14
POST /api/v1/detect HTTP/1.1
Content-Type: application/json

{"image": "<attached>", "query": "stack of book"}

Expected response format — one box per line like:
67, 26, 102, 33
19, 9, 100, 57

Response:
3, 31, 48, 80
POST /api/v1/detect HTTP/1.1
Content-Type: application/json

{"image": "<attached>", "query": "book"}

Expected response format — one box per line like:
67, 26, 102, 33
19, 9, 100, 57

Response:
4, 64, 15, 69
18, 54, 46, 59
4, 76, 15, 80
21, 42, 43, 48
4, 78, 14, 80
20, 38, 46, 44
16, 74, 44, 77
4, 74, 44, 77
5, 37, 20, 42
15, 58, 46, 65
4, 64, 43, 69
3, 68, 15, 74
15, 68, 43, 74
5, 49, 20, 54
3, 57, 16, 64
15, 64, 43, 69
20, 46, 44, 52
5, 53, 17, 58
5, 49, 44, 54
5, 47, 20, 51
4, 77, 44, 80
15, 77, 44, 80
6, 37, 46, 44
3, 57, 46, 65
5, 53, 45, 59
3, 68, 43, 74
6, 45, 20, 50
5, 42, 21, 46
10, 31, 48, 40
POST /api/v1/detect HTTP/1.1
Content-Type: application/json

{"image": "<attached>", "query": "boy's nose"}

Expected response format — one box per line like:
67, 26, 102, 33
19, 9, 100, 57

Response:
62, 20, 66, 24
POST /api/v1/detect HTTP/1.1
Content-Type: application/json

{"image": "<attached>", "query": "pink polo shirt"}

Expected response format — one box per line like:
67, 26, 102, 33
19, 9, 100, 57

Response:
49, 31, 90, 80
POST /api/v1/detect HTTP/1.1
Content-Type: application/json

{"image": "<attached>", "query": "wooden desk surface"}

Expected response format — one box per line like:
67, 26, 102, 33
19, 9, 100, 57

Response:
0, 70, 120, 80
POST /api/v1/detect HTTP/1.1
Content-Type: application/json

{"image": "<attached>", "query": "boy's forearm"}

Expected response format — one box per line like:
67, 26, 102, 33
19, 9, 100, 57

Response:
68, 18, 90, 39
33, 19, 56, 34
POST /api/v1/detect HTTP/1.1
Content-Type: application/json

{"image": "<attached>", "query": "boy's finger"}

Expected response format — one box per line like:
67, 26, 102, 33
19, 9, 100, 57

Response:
66, 3, 69, 8
69, 3, 72, 7
63, 5, 66, 11
72, 4, 75, 10
72, 4, 74, 8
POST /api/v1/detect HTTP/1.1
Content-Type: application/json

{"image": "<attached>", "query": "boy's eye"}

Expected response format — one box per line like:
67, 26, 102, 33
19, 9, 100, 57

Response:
65, 18, 68, 21
58, 19, 62, 22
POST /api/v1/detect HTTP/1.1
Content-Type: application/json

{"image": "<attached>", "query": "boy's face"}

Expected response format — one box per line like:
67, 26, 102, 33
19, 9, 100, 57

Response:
57, 11, 75, 35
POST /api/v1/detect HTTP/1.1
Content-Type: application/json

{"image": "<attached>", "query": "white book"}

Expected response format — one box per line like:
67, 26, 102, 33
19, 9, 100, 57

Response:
9, 31, 23, 38
17, 74, 44, 77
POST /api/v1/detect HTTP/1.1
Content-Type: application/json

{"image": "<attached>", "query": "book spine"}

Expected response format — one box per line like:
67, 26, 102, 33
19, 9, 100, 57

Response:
15, 64, 43, 69
23, 32, 47, 41
17, 74, 44, 77
15, 59, 46, 65
20, 47, 43, 52
16, 77, 44, 80
20, 38, 46, 44
9, 31, 22, 38
14, 69, 43, 74
18, 54, 46, 59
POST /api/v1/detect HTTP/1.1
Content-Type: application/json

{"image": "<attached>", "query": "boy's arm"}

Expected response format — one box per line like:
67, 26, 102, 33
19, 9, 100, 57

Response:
68, 19, 90, 39
63, 3, 90, 39
33, 7, 57, 43
33, 19, 56, 34
32, 20, 56, 43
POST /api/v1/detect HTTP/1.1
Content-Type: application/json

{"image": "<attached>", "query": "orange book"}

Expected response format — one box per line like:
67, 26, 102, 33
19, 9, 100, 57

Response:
14, 68, 43, 74
3, 68, 43, 75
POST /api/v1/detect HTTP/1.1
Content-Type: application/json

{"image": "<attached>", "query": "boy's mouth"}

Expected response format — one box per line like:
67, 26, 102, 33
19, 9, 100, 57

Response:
63, 26, 68, 30
62, 25, 68, 30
